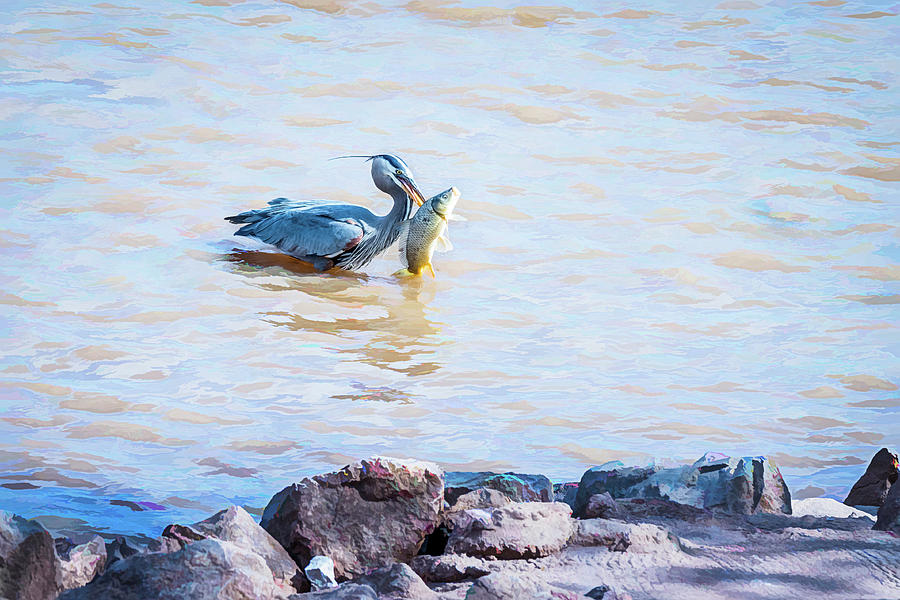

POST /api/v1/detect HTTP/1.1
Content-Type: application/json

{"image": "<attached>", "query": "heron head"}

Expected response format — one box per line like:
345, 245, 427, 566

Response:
369, 154, 426, 207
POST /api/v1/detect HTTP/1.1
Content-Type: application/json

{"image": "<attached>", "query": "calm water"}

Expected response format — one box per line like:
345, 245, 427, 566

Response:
1, 0, 898, 537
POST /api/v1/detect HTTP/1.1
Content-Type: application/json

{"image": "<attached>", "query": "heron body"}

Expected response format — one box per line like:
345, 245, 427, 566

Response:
225, 154, 426, 272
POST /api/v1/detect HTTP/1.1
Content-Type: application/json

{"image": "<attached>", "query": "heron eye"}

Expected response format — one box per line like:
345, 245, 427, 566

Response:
395, 169, 403, 175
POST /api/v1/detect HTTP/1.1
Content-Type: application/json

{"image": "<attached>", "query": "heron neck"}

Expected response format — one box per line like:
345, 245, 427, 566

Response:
381, 188, 413, 239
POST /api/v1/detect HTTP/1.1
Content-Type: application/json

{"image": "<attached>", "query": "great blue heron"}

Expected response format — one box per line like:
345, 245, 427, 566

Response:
225, 154, 426, 272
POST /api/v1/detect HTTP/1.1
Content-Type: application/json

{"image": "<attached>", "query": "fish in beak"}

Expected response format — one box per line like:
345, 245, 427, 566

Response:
396, 174, 426, 206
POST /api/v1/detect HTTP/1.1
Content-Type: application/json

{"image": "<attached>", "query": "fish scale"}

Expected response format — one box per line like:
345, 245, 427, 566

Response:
396, 187, 460, 277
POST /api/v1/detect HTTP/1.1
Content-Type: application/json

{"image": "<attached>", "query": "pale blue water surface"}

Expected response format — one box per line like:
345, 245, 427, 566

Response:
0, 0, 898, 537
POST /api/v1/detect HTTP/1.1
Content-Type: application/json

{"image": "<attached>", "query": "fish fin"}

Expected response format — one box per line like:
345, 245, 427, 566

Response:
435, 229, 453, 253
426, 263, 435, 278
392, 268, 418, 278
396, 220, 410, 269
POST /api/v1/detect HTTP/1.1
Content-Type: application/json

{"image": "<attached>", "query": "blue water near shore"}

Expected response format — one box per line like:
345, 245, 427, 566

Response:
0, 0, 898, 536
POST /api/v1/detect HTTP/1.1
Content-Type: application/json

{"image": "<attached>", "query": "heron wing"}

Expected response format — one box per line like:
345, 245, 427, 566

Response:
233, 209, 365, 257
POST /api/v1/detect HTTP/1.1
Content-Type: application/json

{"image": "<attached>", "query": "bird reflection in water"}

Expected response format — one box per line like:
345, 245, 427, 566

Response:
223, 249, 445, 377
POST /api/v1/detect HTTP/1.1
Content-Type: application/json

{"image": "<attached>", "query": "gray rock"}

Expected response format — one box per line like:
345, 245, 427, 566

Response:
571, 519, 681, 553
57, 534, 106, 591
261, 457, 443, 579
410, 554, 490, 583
583, 493, 619, 519
585, 585, 610, 599
191, 506, 304, 591
553, 482, 579, 509
616, 498, 718, 524
289, 583, 378, 599
0, 510, 60, 600
575, 453, 791, 516
445, 471, 553, 505
449, 488, 511, 513
446, 502, 573, 559
353, 563, 436, 599
874, 477, 900, 534
59, 538, 294, 599
445, 489, 511, 531
574, 462, 658, 517
844, 448, 898, 507
464, 572, 555, 600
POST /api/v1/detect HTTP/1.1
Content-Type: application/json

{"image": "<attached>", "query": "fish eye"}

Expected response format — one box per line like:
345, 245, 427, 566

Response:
442, 193, 448, 199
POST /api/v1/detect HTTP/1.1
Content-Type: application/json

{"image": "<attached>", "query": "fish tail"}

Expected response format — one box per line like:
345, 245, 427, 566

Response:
392, 268, 418, 278
426, 263, 435, 278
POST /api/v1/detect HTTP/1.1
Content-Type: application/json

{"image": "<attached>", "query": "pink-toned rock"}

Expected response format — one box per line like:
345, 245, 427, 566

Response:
445, 502, 574, 559
57, 535, 106, 591
159, 505, 304, 593
583, 493, 619, 519
59, 538, 292, 600
571, 519, 681, 553
261, 457, 444, 579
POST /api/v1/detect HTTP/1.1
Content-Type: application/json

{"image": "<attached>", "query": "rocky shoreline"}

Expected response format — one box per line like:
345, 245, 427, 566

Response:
2, 450, 899, 600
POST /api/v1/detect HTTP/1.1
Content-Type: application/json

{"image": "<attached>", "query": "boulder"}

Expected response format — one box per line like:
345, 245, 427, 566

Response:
874, 477, 900, 534
575, 453, 791, 516
305, 556, 337, 591
0, 510, 60, 600
448, 488, 511, 514
571, 519, 681, 553
352, 563, 436, 600
553, 482, 579, 509
289, 583, 378, 599
445, 502, 573, 559
261, 457, 443, 580
445, 471, 552, 505
583, 493, 619, 519
464, 573, 555, 600
410, 554, 490, 583
445, 489, 511, 531
792, 498, 874, 520
56, 534, 106, 591
58, 538, 292, 600
190, 506, 303, 591
574, 463, 658, 516
844, 448, 899, 507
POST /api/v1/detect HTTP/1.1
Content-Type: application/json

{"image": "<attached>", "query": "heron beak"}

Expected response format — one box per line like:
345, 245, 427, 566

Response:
397, 175, 426, 207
